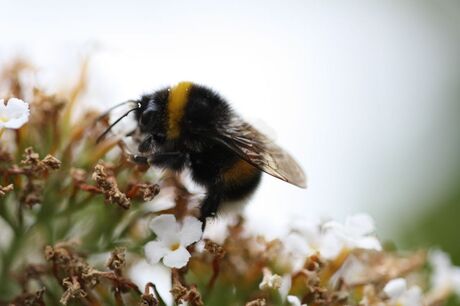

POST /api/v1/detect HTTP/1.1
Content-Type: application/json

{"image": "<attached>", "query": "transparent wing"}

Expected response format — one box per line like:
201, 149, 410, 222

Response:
212, 116, 307, 188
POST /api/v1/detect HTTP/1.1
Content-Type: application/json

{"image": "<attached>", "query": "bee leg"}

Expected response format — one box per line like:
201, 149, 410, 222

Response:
148, 152, 187, 171
130, 154, 149, 165
200, 186, 222, 230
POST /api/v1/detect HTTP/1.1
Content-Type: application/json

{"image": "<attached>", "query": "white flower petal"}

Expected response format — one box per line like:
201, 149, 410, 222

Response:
162, 246, 191, 268
0, 98, 30, 129
402, 286, 423, 306
344, 214, 376, 237
451, 268, 460, 295
330, 255, 366, 286
145, 240, 170, 265
287, 295, 305, 306
278, 275, 292, 300
0, 99, 6, 113
429, 249, 460, 296
319, 232, 343, 260
323, 220, 344, 232
149, 214, 179, 240
179, 216, 203, 246
354, 236, 382, 251
383, 278, 407, 299
4, 117, 29, 129
6, 98, 29, 116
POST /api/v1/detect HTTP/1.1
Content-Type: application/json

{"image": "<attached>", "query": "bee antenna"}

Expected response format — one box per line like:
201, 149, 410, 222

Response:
96, 106, 140, 144
94, 100, 138, 123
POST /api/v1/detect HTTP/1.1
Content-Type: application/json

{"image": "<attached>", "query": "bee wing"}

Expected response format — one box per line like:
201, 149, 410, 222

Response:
212, 117, 307, 188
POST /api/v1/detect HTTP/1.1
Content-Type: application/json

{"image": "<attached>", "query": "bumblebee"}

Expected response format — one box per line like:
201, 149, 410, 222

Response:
98, 82, 306, 226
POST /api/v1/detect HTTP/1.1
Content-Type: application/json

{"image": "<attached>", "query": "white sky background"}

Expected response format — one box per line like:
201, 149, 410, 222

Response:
1, 0, 460, 240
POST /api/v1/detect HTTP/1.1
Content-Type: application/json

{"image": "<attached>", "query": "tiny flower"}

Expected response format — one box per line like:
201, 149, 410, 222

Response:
259, 268, 282, 290
286, 217, 343, 262
429, 249, 460, 296
287, 295, 307, 306
144, 214, 202, 269
323, 213, 381, 252
383, 278, 423, 306
0, 98, 30, 129
330, 254, 366, 286
384, 278, 407, 299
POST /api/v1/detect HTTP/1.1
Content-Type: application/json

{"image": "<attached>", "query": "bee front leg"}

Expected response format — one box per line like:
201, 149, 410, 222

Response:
200, 185, 222, 230
130, 152, 187, 170
131, 154, 149, 165
149, 151, 187, 171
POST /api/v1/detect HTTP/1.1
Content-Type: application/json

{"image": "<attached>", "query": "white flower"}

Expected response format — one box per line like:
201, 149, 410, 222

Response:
429, 249, 460, 295
286, 217, 343, 261
144, 214, 202, 268
0, 98, 29, 129
287, 295, 307, 306
286, 214, 381, 262
323, 213, 381, 252
384, 278, 407, 299
383, 278, 423, 306
330, 254, 366, 286
259, 268, 282, 290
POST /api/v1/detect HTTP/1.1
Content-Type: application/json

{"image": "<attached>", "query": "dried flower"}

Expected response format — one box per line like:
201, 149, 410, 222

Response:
203, 238, 225, 259
141, 283, 160, 306
139, 183, 161, 201
259, 267, 282, 290
92, 163, 130, 209
0, 98, 29, 129
171, 269, 204, 306
60, 277, 87, 305
144, 214, 202, 268
0, 184, 13, 196
246, 298, 266, 306
107, 247, 126, 275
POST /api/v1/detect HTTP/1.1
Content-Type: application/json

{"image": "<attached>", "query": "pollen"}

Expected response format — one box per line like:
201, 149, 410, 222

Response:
169, 242, 181, 251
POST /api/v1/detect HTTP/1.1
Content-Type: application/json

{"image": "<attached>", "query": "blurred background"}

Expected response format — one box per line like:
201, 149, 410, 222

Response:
1, 0, 460, 270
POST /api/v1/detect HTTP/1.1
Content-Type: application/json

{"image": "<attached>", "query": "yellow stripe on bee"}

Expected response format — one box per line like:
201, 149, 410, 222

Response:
167, 81, 193, 139
223, 159, 258, 183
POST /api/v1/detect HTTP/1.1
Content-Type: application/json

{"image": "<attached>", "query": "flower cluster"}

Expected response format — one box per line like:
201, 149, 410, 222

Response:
1, 58, 460, 306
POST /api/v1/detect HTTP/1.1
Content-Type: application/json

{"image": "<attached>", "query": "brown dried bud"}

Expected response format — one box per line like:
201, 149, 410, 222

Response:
107, 247, 126, 275
246, 298, 266, 306
19, 147, 61, 176
185, 285, 203, 306
21, 147, 41, 167
92, 164, 130, 209
141, 283, 159, 306
44, 245, 55, 261
171, 270, 203, 306
140, 184, 160, 201
0, 184, 13, 196
42, 154, 61, 169
204, 239, 225, 259
20, 180, 43, 207
60, 277, 87, 305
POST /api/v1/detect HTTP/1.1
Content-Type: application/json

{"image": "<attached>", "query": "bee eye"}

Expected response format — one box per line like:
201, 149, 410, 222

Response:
140, 107, 156, 127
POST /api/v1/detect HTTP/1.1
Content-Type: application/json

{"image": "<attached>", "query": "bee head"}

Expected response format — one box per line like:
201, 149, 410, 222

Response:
135, 90, 169, 151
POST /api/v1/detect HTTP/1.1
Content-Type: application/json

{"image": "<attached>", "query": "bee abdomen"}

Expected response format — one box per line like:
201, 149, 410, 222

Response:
221, 159, 262, 201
